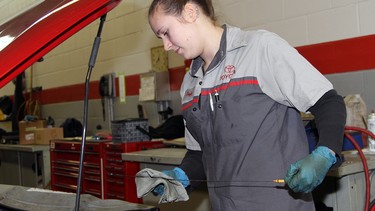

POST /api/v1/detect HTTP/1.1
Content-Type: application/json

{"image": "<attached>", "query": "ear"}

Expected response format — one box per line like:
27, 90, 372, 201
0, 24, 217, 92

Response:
182, 3, 199, 22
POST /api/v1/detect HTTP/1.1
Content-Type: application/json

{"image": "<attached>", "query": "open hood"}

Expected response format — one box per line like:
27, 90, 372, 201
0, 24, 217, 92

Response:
0, 0, 121, 88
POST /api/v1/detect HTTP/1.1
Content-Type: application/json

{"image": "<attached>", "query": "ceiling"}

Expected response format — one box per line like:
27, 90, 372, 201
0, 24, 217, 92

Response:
0, 0, 43, 26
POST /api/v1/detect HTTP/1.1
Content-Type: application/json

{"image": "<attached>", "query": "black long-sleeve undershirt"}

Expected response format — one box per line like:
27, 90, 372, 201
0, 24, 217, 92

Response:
179, 149, 206, 190
308, 89, 346, 165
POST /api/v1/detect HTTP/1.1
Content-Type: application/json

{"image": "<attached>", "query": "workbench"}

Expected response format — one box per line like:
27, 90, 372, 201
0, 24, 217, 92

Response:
315, 150, 375, 211
0, 144, 50, 188
122, 147, 375, 211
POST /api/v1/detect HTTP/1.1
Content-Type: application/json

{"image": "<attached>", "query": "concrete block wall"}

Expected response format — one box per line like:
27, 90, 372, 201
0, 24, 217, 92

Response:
217, 0, 375, 46
0, 0, 42, 25
2, 0, 375, 134
327, 69, 375, 112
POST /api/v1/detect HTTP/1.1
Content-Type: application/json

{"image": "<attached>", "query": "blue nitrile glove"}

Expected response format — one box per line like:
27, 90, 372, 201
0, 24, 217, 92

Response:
285, 146, 336, 193
152, 167, 189, 196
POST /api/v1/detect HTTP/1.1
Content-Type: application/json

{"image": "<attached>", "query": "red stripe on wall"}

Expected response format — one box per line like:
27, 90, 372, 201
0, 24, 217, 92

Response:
124, 74, 141, 96
169, 66, 186, 91
26, 34, 375, 105
296, 34, 375, 74
30, 69, 183, 105
33, 83, 96, 105
33, 74, 142, 104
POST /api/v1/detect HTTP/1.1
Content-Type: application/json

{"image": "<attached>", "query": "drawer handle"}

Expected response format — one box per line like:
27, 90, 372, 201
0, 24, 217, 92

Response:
54, 183, 77, 190
84, 177, 100, 182
54, 172, 78, 178
85, 190, 100, 196
114, 167, 123, 170
107, 193, 115, 197
53, 166, 79, 172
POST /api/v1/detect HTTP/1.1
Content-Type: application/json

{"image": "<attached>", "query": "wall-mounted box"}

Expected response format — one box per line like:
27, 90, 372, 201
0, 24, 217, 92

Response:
139, 71, 170, 102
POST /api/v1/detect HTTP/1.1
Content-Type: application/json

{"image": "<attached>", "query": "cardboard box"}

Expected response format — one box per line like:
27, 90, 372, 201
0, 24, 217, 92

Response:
18, 120, 47, 144
34, 127, 64, 145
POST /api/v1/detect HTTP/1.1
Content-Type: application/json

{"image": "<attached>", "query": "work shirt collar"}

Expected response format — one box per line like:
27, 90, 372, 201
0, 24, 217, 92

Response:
190, 25, 226, 78
189, 24, 248, 78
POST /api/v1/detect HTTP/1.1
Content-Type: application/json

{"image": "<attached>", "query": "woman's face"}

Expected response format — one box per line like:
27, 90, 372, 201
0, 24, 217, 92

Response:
149, 6, 200, 60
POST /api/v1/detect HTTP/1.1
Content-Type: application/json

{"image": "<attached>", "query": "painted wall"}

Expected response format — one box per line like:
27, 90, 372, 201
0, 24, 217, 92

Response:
2, 0, 375, 134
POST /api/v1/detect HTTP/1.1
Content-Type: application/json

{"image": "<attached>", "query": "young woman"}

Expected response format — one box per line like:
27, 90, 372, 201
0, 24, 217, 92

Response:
147, 0, 346, 210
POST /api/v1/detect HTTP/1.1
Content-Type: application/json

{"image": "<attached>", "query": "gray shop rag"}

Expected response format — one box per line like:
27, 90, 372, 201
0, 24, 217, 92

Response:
135, 168, 189, 203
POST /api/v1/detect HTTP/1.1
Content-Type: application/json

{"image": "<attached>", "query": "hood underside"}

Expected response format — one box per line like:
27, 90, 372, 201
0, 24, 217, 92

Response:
0, 0, 121, 88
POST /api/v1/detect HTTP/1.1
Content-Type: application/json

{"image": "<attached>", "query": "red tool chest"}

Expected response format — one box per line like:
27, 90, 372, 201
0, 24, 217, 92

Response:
50, 139, 164, 202
102, 141, 165, 203
50, 140, 107, 198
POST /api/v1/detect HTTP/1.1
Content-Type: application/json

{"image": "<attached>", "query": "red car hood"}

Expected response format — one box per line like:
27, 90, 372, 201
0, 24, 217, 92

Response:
0, 0, 121, 88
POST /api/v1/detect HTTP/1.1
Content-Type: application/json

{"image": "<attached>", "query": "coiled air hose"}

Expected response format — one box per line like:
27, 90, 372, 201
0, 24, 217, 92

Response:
344, 126, 374, 211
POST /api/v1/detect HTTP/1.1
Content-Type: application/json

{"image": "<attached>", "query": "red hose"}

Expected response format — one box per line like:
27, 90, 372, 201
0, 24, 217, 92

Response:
344, 126, 372, 211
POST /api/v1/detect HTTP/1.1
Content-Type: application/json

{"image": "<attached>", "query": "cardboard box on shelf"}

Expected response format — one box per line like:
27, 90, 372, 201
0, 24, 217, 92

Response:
34, 127, 64, 145
18, 120, 47, 145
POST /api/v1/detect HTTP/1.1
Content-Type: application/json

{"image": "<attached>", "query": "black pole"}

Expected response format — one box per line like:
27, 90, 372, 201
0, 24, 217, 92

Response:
12, 72, 25, 132
75, 14, 107, 211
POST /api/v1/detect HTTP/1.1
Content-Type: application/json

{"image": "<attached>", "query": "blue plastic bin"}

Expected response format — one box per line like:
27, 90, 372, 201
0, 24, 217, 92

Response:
342, 132, 364, 150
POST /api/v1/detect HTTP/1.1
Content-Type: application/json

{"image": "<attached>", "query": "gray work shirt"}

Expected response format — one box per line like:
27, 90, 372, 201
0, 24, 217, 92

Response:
180, 25, 332, 210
